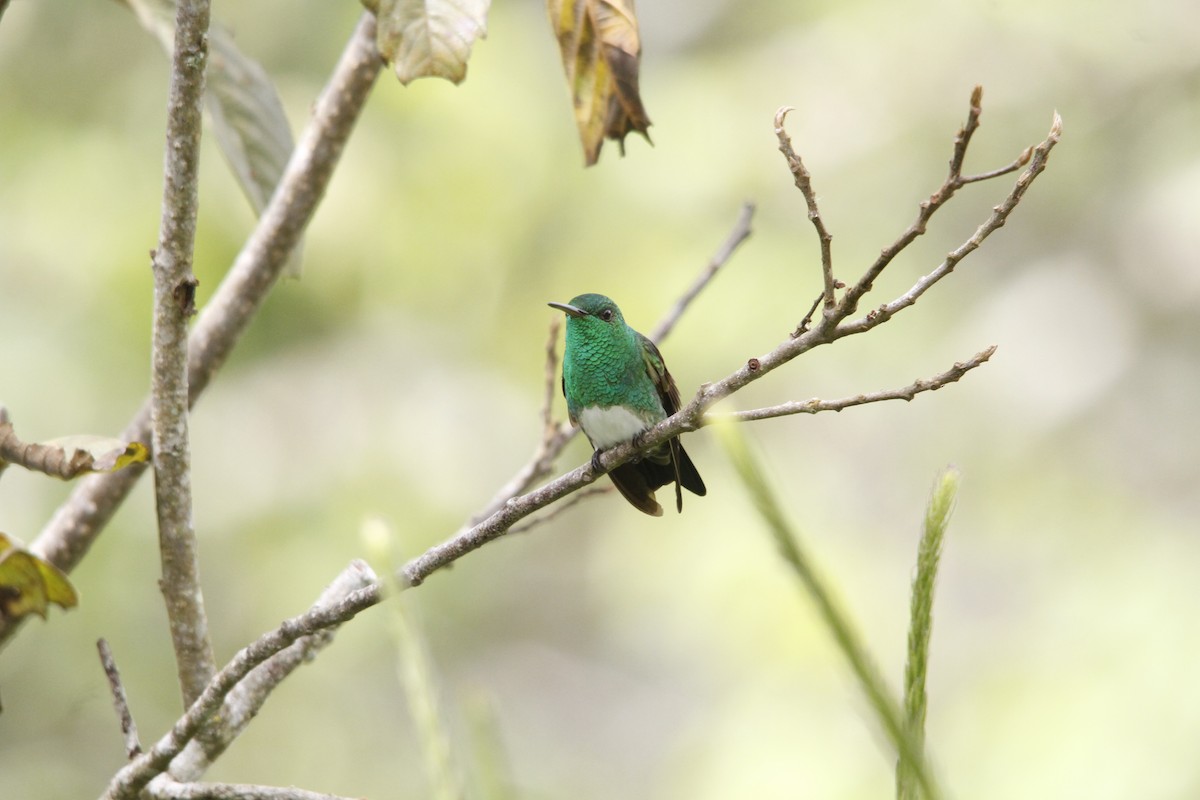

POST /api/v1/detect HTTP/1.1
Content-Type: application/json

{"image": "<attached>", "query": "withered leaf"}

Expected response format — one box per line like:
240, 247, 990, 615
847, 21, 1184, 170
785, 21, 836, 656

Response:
0, 533, 79, 623
0, 417, 149, 480
373, 0, 491, 86
547, 0, 651, 166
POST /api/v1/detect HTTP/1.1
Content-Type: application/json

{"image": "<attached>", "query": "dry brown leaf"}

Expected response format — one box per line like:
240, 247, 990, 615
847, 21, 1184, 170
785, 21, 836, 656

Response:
547, 0, 651, 165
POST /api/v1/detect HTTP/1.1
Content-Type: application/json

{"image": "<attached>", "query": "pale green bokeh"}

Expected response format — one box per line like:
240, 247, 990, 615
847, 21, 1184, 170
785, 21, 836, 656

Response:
1, 0, 1197, 798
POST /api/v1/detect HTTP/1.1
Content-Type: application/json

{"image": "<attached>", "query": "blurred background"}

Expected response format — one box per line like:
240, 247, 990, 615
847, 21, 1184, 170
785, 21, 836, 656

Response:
2, 0, 1198, 797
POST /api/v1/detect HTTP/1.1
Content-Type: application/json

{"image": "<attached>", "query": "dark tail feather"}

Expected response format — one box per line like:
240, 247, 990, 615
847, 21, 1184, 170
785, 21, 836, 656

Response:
673, 440, 706, 498
605, 438, 706, 516
608, 462, 664, 516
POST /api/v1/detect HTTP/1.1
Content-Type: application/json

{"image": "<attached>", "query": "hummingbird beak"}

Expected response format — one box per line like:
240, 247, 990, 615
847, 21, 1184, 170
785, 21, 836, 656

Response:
547, 301, 588, 318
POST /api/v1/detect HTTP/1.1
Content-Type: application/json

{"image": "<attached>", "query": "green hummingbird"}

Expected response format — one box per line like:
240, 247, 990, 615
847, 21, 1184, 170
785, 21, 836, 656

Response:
547, 293, 706, 516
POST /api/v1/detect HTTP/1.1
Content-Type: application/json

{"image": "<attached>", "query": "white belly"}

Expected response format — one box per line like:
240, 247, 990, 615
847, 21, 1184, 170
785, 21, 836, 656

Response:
579, 405, 649, 449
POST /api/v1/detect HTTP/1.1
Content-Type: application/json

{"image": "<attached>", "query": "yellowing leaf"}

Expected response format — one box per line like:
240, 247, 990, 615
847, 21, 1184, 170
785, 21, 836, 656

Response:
374, 0, 491, 86
1, 416, 148, 480
0, 533, 78, 623
547, 0, 651, 165
41, 436, 150, 474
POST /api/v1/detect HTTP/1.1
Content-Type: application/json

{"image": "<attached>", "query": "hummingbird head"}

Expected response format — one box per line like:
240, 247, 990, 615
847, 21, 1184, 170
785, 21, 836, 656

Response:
547, 293, 627, 331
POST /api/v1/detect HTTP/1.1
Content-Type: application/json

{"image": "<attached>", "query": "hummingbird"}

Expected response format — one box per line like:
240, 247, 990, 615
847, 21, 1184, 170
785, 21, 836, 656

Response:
547, 293, 706, 516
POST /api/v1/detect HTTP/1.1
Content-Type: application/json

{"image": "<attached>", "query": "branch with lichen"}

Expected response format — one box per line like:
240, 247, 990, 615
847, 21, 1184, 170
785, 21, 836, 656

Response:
150, 0, 216, 710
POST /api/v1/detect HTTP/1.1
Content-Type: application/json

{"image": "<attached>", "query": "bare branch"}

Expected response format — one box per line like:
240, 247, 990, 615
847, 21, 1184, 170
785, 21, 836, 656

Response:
540, 317, 562, 440
8, 12, 383, 651
774, 109, 836, 318
98, 638, 143, 760
151, 0, 216, 709
0, 406, 8, 481
836, 112, 1062, 337
100, 564, 383, 800
506, 486, 613, 535
836, 85, 1037, 320
649, 201, 755, 343
710, 346, 997, 423
166, 561, 379, 782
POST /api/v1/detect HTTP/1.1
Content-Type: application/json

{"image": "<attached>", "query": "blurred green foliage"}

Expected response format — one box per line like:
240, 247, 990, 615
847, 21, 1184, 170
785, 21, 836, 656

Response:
1, 1, 1199, 798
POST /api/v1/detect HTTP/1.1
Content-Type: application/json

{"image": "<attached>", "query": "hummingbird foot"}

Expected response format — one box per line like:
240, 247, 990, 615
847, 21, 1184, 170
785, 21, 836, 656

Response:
590, 449, 606, 475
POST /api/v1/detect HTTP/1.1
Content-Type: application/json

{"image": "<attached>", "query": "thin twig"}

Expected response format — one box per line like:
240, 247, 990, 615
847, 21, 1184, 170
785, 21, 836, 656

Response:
166, 562, 379, 782
0, 406, 9, 481
7, 12, 383, 652
793, 290, 824, 337
712, 346, 996, 423
649, 201, 755, 343
774, 109, 836, 318
836, 85, 1013, 319
507, 486, 613, 535
100, 569, 383, 800
835, 112, 1062, 337
151, 0, 216, 710
97, 638, 143, 760
540, 317, 562, 441
960, 145, 1033, 185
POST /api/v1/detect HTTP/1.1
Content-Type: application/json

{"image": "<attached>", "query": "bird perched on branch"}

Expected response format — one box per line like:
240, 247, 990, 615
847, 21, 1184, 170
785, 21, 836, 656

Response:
548, 293, 706, 516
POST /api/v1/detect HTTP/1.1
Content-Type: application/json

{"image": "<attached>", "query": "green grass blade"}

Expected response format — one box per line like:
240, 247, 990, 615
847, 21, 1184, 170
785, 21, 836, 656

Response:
364, 517, 466, 800
898, 467, 959, 800
716, 423, 944, 800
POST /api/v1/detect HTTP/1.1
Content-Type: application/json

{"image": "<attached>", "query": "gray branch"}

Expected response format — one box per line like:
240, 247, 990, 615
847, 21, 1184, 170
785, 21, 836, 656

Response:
99, 563, 382, 800
151, 0, 217, 710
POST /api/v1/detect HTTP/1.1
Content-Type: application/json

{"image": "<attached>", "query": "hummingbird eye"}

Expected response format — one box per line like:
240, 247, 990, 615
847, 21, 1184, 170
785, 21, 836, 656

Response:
600, 309, 614, 321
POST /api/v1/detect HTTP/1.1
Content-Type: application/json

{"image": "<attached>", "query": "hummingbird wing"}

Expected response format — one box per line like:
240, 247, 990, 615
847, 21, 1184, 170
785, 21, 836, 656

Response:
637, 334, 706, 509
637, 334, 682, 415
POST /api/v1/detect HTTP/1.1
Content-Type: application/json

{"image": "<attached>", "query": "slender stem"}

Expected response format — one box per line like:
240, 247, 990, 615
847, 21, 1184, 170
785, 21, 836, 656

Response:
98, 638, 144, 760
151, 0, 215, 707
711, 346, 996, 423
650, 202, 755, 343
774, 109, 836, 316
100, 575, 383, 799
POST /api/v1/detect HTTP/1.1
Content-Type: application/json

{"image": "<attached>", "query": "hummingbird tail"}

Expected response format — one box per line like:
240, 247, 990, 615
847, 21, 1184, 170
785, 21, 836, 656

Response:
608, 462, 664, 516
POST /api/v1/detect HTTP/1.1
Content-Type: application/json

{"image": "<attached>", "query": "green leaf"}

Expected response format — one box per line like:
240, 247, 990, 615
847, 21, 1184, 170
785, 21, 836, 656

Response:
0, 533, 79, 622
374, 0, 491, 86
117, 0, 303, 276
